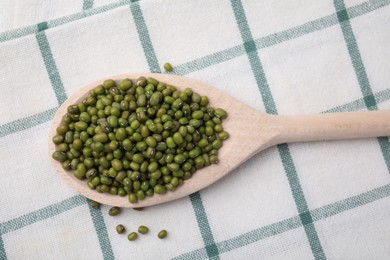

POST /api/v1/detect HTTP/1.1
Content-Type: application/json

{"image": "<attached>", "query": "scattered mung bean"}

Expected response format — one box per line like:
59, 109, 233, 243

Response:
116, 224, 126, 234
128, 232, 138, 241
138, 225, 149, 234
164, 63, 173, 72
108, 206, 121, 216
158, 230, 167, 239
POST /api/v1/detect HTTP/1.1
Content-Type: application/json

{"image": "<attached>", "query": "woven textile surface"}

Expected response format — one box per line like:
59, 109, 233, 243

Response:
1, 0, 390, 259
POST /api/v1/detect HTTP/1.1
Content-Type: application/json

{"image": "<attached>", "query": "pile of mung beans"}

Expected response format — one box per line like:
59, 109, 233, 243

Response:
52, 76, 229, 204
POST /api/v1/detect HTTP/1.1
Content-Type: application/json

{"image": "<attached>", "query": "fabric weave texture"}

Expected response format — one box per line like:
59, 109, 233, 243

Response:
0, 0, 390, 259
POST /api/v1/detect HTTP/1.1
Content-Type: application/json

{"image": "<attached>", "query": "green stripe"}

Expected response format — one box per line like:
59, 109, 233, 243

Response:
334, 0, 390, 173
325, 88, 390, 113
83, 0, 94, 10
189, 193, 220, 259
230, 0, 325, 259
216, 217, 302, 254
37, 22, 48, 32
278, 144, 325, 259
174, 45, 246, 76
246, 49, 278, 114
312, 184, 390, 221
303, 223, 325, 257
35, 31, 67, 105
0, 108, 57, 138
172, 248, 208, 260
0, 195, 85, 234
0, 234, 6, 260
129, 2, 160, 73
86, 200, 115, 260
277, 144, 308, 213
348, 0, 390, 19
0, 24, 38, 42
334, 2, 374, 104
326, 95, 372, 113
175, 183, 390, 259
377, 137, 390, 172
255, 15, 337, 50
174, 216, 302, 260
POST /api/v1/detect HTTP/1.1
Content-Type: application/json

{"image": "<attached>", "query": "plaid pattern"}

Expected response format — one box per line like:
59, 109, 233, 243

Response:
1, 0, 390, 259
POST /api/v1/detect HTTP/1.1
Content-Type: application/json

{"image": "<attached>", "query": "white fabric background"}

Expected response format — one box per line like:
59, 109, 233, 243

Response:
0, 0, 389, 259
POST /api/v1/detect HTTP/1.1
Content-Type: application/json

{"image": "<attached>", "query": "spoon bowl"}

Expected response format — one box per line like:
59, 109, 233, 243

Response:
49, 73, 390, 207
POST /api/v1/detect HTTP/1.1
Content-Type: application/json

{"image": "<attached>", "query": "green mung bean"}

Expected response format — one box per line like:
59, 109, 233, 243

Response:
127, 232, 138, 241
164, 63, 173, 72
116, 224, 126, 234
90, 200, 100, 208
158, 230, 167, 239
138, 225, 149, 234
108, 206, 121, 216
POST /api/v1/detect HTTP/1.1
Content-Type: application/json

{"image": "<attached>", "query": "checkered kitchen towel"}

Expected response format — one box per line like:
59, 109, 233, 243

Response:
1, 0, 390, 259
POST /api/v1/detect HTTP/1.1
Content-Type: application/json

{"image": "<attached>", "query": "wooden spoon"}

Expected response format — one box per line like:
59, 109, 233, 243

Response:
49, 73, 390, 208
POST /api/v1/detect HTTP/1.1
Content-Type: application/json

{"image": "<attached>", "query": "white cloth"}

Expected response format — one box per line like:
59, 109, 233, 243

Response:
1, 0, 390, 259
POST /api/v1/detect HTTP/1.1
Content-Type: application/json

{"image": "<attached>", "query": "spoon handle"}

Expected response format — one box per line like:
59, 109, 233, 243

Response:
270, 110, 390, 144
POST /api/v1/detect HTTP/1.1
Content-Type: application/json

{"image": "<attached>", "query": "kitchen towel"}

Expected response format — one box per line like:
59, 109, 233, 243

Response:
0, 0, 390, 259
